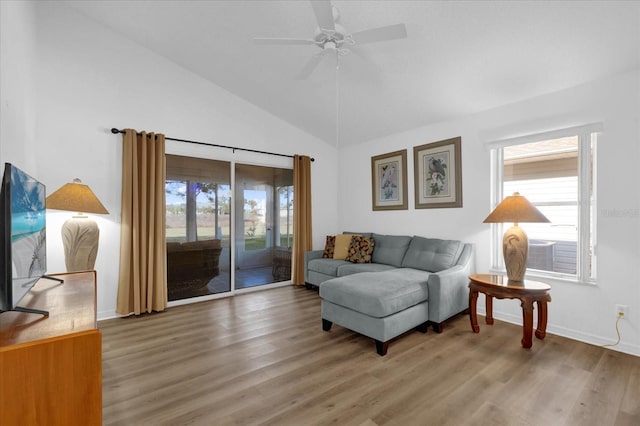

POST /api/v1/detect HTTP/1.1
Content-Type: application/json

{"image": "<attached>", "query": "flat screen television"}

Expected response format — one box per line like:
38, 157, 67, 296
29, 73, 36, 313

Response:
0, 163, 53, 316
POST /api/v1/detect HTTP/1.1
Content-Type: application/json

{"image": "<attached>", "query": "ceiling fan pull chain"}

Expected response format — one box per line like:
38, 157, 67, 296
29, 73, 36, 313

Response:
335, 55, 340, 147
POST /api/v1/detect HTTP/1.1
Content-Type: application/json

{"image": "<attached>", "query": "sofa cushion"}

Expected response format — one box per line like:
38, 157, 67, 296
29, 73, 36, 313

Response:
337, 262, 396, 276
167, 242, 183, 252
346, 235, 375, 263
371, 234, 412, 267
169, 239, 222, 253
308, 258, 351, 276
320, 269, 430, 318
181, 239, 222, 250
401, 236, 463, 272
322, 235, 335, 258
343, 231, 373, 237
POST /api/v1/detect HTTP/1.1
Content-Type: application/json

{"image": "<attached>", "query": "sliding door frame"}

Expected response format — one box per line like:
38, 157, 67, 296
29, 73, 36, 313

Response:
166, 154, 293, 308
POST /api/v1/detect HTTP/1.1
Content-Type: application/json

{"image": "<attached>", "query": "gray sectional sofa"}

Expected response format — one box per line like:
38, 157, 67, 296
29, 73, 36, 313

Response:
305, 233, 473, 355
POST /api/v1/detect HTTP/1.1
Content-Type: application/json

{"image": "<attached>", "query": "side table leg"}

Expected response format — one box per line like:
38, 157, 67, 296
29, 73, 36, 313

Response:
469, 288, 480, 333
521, 298, 534, 348
485, 295, 494, 325
535, 300, 548, 340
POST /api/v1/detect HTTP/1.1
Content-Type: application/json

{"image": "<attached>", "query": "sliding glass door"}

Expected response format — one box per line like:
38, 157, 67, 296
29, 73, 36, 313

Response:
165, 156, 293, 301
165, 155, 231, 301
234, 164, 293, 289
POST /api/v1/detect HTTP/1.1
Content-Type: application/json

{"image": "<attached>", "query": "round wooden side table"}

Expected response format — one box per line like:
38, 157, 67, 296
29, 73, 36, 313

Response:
468, 273, 551, 348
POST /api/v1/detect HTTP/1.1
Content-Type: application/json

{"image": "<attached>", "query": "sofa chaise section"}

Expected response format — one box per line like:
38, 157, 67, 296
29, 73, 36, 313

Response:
320, 268, 431, 355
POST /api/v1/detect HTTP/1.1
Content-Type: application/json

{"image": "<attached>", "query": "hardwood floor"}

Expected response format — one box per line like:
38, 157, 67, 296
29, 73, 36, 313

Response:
100, 286, 640, 426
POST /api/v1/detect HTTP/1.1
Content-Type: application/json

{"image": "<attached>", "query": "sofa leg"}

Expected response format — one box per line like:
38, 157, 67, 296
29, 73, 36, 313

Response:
416, 322, 429, 333
322, 319, 333, 331
375, 340, 389, 356
431, 322, 444, 333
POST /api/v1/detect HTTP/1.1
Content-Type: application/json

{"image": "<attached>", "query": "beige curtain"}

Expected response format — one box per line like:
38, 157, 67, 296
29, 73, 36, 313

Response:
116, 129, 167, 315
292, 155, 313, 285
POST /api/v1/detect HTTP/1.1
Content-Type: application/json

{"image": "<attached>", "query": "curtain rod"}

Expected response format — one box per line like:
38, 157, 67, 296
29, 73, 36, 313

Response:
110, 128, 314, 162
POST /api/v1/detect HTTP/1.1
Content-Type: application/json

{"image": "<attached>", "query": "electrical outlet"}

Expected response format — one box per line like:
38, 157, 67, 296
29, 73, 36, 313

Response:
616, 304, 628, 318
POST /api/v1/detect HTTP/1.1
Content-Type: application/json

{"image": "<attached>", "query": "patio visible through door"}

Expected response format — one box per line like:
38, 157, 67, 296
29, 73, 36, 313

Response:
234, 163, 293, 289
165, 155, 293, 302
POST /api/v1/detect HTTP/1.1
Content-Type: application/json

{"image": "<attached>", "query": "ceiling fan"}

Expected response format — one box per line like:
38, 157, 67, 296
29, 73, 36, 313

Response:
254, 0, 408, 79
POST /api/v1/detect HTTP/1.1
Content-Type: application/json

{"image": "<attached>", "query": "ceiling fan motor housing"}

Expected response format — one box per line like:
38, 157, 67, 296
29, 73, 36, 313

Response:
314, 23, 347, 48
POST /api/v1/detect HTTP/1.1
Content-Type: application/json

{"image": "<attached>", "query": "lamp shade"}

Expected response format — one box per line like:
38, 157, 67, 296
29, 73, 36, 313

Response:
483, 192, 549, 224
46, 178, 109, 214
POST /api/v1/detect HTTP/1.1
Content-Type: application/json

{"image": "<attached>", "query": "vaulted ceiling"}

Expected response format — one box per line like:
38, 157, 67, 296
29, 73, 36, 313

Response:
63, 1, 640, 146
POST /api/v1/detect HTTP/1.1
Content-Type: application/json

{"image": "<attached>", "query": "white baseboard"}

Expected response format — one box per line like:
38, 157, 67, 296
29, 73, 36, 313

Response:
480, 309, 640, 357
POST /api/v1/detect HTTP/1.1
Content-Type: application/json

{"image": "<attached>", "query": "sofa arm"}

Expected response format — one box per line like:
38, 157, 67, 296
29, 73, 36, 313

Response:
304, 250, 324, 283
427, 262, 472, 324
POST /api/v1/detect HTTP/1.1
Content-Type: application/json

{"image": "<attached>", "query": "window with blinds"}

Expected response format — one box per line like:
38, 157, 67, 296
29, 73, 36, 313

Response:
489, 127, 598, 283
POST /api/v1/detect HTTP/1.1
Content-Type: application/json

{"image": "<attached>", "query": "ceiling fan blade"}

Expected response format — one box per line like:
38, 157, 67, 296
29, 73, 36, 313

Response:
295, 51, 329, 80
254, 38, 317, 46
310, 0, 335, 32
350, 23, 407, 45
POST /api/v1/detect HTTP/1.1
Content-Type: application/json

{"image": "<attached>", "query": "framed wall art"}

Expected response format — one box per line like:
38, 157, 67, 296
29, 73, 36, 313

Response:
413, 137, 462, 209
371, 149, 408, 211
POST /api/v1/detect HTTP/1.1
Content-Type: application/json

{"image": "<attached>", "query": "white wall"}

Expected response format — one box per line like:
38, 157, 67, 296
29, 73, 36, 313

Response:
338, 69, 640, 356
0, 2, 338, 319
0, 1, 37, 169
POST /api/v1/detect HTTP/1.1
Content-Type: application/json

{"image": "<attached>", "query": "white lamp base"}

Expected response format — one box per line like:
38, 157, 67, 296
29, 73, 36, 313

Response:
61, 216, 100, 272
502, 224, 528, 282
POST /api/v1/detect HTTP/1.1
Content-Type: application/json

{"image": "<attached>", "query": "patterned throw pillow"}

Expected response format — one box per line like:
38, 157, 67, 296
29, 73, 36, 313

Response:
346, 236, 375, 263
322, 235, 336, 258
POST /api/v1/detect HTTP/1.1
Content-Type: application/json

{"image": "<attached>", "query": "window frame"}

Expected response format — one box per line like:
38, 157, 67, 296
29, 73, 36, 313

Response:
275, 185, 294, 248
486, 123, 601, 284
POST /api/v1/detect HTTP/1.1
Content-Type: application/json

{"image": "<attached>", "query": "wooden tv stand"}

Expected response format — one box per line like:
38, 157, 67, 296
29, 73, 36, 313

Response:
0, 271, 102, 425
